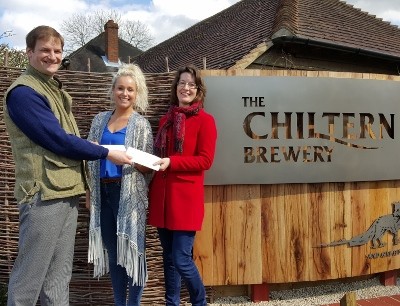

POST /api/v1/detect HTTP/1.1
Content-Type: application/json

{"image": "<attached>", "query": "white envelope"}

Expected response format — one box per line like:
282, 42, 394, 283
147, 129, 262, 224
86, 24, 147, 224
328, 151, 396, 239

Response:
126, 147, 161, 171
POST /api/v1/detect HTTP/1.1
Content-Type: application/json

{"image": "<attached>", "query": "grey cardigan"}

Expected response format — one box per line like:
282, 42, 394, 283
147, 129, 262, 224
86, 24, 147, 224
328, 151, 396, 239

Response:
87, 110, 153, 285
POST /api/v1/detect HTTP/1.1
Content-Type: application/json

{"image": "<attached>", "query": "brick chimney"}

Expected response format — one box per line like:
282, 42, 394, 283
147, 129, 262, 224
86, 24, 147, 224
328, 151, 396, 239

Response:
104, 20, 119, 63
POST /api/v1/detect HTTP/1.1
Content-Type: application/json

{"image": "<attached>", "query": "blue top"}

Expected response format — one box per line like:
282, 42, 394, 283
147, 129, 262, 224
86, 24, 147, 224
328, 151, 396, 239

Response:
6, 85, 109, 160
100, 125, 127, 178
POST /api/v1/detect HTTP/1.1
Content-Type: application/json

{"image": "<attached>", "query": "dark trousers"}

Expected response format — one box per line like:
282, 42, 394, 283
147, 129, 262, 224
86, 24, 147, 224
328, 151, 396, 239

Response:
100, 182, 143, 306
157, 228, 206, 306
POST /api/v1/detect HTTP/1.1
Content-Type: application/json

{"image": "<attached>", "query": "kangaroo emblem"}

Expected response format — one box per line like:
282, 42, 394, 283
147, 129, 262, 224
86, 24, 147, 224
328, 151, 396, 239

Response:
318, 202, 400, 249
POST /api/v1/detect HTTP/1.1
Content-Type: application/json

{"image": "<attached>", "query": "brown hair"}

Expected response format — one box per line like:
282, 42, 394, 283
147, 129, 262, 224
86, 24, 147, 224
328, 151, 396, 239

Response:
26, 25, 64, 50
170, 65, 206, 106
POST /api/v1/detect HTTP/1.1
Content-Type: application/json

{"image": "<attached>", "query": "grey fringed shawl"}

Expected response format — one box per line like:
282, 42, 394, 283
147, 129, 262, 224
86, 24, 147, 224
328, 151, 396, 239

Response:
87, 111, 153, 285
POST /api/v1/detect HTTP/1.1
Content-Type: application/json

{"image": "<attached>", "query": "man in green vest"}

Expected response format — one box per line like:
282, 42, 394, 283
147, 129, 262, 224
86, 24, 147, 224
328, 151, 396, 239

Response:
3, 25, 133, 306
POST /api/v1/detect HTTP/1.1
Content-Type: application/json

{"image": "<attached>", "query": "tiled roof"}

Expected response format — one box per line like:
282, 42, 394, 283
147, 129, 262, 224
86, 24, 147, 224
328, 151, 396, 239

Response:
134, 0, 400, 73
67, 33, 142, 72
277, 0, 400, 58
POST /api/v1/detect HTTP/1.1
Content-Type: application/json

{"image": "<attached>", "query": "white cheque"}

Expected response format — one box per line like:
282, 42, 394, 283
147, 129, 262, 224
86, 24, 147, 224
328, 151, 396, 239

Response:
101, 145, 126, 151
126, 147, 161, 171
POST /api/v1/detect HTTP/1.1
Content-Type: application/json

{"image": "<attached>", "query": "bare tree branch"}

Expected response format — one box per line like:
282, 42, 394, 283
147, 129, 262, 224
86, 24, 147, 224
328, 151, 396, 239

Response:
61, 14, 96, 53
91, 9, 123, 34
120, 20, 154, 50
0, 30, 14, 41
60, 10, 154, 54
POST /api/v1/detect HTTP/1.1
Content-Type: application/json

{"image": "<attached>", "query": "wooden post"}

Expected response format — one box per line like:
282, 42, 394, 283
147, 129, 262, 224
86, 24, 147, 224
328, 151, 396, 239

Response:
340, 292, 356, 306
203, 57, 207, 69
5, 185, 10, 267
87, 58, 91, 72
380, 269, 398, 286
4, 49, 8, 66
165, 56, 169, 72
250, 284, 269, 302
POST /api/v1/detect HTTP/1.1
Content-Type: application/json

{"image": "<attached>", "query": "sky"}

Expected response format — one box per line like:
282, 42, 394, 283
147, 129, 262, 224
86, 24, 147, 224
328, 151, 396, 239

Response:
1, 0, 400, 51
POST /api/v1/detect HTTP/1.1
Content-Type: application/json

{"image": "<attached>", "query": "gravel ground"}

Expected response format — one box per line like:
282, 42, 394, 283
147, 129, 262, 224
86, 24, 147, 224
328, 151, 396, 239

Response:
207, 276, 400, 306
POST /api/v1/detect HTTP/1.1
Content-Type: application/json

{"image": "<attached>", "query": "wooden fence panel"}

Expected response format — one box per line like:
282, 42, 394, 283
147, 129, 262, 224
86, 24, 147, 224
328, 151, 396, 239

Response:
369, 181, 391, 273
284, 183, 311, 281
236, 185, 261, 284
210, 185, 231, 285
261, 184, 282, 283
389, 180, 400, 270
330, 182, 352, 279
309, 183, 333, 280
350, 182, 371, 277
194, 186, 214, 284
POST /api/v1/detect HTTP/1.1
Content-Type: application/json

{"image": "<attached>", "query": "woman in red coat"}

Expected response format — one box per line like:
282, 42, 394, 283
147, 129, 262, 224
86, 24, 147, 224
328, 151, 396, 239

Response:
149, 65, 217, 306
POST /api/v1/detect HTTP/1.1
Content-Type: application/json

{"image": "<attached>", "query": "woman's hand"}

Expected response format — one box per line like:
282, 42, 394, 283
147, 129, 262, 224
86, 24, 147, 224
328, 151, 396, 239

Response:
154, 158, 170, 171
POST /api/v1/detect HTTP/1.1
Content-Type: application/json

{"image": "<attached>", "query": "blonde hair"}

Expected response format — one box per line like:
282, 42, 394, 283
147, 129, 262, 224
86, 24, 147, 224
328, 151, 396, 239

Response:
110, 63, 149, 113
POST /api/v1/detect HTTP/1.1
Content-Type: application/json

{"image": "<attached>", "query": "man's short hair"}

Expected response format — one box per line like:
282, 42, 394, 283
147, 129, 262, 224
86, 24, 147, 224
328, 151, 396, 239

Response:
26, 25, 64, 50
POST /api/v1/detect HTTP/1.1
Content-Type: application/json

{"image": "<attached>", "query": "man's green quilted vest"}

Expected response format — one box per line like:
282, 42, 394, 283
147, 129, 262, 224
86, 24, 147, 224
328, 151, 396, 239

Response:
3, 65, 87, 203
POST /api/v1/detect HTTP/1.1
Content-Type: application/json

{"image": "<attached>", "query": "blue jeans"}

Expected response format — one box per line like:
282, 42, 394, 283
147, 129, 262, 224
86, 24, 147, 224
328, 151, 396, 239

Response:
157, 228, 206, 306
100, 182, 143, 306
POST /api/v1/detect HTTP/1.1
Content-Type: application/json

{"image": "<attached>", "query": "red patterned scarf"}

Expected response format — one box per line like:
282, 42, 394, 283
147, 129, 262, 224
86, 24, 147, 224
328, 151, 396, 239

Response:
154, 101, 202, 157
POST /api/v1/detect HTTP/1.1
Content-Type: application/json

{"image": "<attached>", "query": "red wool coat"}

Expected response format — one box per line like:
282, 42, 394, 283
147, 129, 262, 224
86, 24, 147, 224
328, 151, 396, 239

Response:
148, 109, 217, 231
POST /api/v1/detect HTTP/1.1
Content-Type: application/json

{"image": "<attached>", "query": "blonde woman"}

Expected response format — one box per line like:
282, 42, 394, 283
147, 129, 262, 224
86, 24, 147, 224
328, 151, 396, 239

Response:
86, 64, 152, 306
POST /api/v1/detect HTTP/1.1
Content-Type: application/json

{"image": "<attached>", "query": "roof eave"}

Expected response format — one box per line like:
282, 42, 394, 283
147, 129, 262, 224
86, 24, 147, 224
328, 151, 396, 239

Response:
271, 31, 400, 63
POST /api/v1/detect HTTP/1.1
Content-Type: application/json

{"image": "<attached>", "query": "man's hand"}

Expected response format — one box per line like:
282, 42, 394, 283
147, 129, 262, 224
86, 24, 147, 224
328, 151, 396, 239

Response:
107, 150, 133, 165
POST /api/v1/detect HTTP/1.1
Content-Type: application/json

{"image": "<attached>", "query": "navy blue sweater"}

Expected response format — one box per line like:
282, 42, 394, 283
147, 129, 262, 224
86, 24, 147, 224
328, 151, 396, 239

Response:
6, 85, 108, 160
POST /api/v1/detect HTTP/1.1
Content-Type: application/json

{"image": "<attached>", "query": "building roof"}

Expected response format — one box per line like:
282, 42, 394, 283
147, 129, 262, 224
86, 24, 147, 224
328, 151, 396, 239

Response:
133, 0, 400, 73
67, 32, 142, 72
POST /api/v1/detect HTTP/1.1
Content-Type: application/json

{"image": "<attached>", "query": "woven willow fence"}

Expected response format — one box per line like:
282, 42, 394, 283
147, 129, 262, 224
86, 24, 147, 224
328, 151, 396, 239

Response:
0, 66, 204, 305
